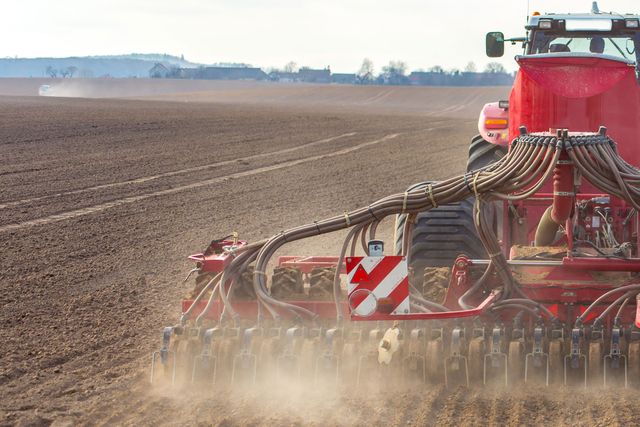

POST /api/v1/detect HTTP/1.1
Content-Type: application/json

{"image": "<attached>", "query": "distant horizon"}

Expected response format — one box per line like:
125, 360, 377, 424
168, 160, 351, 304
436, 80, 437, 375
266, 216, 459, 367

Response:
3, 1, 639, 74
0, 52, 511, 75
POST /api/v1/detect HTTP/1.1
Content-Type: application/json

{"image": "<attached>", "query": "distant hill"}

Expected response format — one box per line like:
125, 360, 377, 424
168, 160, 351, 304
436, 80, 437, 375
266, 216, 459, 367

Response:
0, 54, 202, 78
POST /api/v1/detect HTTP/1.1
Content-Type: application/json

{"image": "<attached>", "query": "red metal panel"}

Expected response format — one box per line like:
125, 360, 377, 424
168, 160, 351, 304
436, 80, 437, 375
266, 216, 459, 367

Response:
509, 55, 640, 173
188, 239, 247, 273
562, 257, 640, 271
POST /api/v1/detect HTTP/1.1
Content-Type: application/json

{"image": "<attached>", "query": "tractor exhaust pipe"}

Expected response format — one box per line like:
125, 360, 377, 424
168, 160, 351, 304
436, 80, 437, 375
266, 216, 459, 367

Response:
535, 149, 574, 246
534, 206, 559, 246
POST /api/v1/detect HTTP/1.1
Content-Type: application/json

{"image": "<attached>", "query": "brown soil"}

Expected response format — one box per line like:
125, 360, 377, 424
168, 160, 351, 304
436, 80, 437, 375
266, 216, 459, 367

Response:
422, 267, 451, 303
2, 80, 636, 426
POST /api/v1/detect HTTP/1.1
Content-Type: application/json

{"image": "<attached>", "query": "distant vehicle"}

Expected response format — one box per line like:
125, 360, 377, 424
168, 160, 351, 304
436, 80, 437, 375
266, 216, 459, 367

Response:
38, 85, 51, 96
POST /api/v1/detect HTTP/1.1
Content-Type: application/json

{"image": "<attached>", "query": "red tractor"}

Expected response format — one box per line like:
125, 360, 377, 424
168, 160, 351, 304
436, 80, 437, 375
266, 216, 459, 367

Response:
152, 3, 640, 388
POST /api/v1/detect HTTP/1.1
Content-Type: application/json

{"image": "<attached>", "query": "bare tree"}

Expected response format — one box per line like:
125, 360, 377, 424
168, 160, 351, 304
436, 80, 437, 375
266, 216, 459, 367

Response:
284, 61, 298, 73
67, 66, 78, 78
357, 58, 374, 84
381, 60, 408, 85
429, 65, 444, 73
45, 66, 58, 78
484, 62, 507, 73
464, 61, 477, 72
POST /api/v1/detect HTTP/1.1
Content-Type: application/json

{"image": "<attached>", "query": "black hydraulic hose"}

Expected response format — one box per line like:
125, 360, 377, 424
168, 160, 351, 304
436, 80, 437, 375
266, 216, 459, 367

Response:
194, 279, 224, 326
411, 301, 430, 313
576, 284, 640, 325
490, 304, 542, 321
333, 224, 367, 324
402, 213, 416, 259
593, 291, 639, 326
409, 284, 449, 312
493, 298, 557, 321
614, 296, 632, 324
183, 273, 221, 325
458, 263, 494, 309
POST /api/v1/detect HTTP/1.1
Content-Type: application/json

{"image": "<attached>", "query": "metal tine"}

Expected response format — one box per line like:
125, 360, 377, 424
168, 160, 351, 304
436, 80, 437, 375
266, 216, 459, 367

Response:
564, 328, 587, 388
191, 327, 220, 385
314, 328, 341, 384
525, 353, 549, 386
604, 325, 628, 388
356, 328, 382, 387
445, 327, 469, 388
276, 326, 302, 379
445, 355, 469, 388
524, 325, 549, 386
231, 327, 260, 385
403, 328, 426, 383
604, 354, 628, 388
150, 326, 176, 384
484, 326, 508, 387
564, 354, 587, 388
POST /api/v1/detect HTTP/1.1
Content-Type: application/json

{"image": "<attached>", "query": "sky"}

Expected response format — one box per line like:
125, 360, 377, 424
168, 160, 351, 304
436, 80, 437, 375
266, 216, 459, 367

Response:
1, 0, 638, 73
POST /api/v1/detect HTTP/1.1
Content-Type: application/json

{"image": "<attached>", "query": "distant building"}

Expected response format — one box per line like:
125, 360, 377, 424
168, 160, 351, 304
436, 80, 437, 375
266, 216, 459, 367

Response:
408, 71, 449, 86
178, 67, 199, 79
149, 63, 170, 78
331, 73, 357, 84
475, 72, 514, 86
269, 71, 298, 82
196, 67, 267, 80
298, 68, 331, 83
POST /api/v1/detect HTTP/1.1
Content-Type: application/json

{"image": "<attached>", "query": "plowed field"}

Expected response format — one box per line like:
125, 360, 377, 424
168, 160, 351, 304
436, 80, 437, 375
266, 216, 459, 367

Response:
2, 80, 634, 426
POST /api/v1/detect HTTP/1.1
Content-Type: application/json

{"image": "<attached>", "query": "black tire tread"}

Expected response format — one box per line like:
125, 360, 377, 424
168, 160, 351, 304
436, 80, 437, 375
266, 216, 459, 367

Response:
395, 135, 507, 272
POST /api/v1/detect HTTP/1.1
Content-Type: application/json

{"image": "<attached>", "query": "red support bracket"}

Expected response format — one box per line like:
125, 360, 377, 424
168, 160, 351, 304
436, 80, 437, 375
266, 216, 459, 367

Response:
350, 290, 501, 321
563, 257, 640, 272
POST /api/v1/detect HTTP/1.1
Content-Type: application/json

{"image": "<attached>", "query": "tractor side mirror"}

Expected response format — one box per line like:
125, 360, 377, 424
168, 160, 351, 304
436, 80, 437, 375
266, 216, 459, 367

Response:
486, 32, 505, 57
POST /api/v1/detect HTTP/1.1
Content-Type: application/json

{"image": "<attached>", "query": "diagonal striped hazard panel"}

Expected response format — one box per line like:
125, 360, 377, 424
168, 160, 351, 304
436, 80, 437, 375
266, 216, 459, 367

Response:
346, 256, 409, 318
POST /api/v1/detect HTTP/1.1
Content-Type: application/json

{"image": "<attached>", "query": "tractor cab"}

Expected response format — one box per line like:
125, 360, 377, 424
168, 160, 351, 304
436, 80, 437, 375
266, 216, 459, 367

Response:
479, 4, 640, 148
477, 3, 640, 260
488, 9, 640, 62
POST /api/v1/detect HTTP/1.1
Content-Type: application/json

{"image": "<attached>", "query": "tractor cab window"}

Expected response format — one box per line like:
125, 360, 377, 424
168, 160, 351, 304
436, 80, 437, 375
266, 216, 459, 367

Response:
530, 31, 640, 63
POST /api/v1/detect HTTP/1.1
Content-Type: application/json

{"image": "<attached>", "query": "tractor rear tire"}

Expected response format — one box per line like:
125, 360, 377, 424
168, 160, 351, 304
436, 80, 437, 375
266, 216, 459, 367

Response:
394, 135, 506, 276
235, 266, 257, 300
309, 267, 337, 299
271, 267, 304, 299
467, 134, 507, 171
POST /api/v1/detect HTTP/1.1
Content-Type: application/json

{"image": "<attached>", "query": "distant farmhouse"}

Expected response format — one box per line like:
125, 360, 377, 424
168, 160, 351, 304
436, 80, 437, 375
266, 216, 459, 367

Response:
149, 65, 269, 80
297, 68, 331, 83
269, 71, 298, 82
331, 73, 357, 84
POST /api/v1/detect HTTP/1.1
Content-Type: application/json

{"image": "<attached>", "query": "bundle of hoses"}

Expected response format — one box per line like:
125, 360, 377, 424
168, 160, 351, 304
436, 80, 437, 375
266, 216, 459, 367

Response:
182, 128, 640, 327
